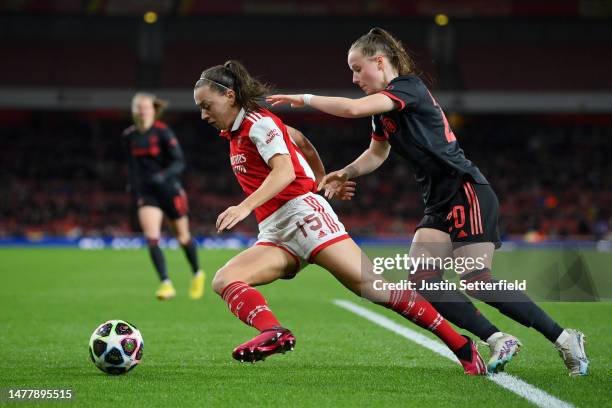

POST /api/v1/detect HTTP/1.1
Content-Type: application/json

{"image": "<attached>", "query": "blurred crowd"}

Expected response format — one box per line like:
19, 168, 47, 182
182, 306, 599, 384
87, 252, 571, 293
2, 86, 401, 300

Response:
1, 112, 611, 241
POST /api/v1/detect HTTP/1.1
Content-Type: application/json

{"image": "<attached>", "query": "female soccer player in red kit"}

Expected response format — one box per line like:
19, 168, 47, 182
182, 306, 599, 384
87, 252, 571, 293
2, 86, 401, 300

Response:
267, 28, 589, 376
194, 60, 487, 374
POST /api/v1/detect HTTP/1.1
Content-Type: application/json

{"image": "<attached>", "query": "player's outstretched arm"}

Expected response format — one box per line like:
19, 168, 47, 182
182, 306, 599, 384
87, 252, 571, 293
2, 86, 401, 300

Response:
342, 138, 391, 179
151, 130, 186, 184
216, 154, 295, 232
267, 93, 396, 118
319, 139, 390, 199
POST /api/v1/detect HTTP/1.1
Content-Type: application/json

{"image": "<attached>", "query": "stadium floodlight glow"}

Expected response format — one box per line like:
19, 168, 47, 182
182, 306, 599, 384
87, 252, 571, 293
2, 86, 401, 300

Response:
144, 11, 158, 24
434, 14, 449, 26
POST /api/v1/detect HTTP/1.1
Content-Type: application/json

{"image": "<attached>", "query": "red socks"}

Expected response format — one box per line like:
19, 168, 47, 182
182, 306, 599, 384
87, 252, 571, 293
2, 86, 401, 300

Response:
220, 281, 466, 352
221, 281, 281, 332
386, 289, 467, 351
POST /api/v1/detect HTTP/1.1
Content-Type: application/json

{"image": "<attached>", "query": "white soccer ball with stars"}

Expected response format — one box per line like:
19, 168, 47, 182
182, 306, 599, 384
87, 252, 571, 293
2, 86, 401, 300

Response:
88, 319, 143, 375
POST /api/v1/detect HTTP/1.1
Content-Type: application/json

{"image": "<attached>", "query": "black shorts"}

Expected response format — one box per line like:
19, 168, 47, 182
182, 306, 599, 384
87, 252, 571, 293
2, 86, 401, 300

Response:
417, 180, 501, 248
136, 183, 189, 220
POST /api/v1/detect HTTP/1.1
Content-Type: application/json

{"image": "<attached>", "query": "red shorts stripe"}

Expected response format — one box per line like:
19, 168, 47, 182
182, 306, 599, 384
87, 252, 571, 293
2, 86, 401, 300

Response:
468, 183, 481, 234
315, 200, 340, 233
466, 182, 483, 234
306, 197, 338, 234
304, 196, 338, 233
470, 184, 484, 234
308, 234, 350, 262
314, 197, 340, 233
463, 183, 474, 235
303, 197, 334, 232
463, 183, 475, 235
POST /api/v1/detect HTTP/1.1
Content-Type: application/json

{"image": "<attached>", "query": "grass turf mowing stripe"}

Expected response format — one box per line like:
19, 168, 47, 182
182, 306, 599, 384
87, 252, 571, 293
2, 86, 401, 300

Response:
333, 299, 574, 408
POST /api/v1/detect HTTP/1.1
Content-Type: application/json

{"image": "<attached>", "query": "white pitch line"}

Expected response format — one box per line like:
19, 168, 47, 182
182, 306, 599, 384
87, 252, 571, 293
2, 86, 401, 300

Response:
333, 299, 575, 408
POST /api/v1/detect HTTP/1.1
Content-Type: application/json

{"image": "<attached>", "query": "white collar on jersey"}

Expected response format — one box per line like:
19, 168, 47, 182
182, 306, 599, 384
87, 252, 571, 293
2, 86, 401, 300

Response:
230, 108, 247, 132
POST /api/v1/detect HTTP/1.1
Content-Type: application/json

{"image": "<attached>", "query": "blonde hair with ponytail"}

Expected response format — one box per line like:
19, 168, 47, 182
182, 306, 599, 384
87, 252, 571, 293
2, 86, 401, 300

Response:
132, 92, 168, 120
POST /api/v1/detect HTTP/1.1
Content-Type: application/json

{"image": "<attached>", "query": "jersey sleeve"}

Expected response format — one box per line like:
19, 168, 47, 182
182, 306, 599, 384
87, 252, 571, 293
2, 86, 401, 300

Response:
248, 117, 290, 165
371, 115, 387, 141
378, 77, 420, 112
160, 128, 185, 178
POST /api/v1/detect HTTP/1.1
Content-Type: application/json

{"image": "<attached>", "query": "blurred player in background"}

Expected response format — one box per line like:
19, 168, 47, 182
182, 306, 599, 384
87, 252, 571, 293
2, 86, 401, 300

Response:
193, 60, 488, 375
267, 27, 589, 376
123, 93, 205, 301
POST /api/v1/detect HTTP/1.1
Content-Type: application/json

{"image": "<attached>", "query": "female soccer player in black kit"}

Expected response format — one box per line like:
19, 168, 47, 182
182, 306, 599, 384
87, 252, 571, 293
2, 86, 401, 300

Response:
268, 28, 589, 376
123, 92, 204, 301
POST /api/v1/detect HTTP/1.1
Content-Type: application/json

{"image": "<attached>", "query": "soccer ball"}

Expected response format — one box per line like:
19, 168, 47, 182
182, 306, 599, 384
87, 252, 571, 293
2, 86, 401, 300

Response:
88, 320, 143, 375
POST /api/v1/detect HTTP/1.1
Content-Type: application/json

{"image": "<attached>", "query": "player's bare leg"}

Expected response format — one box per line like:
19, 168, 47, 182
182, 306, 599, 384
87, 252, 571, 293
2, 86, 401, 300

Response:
312, 238, 487, 375
170, 216, 205, 299
455, 243, 587, 376
139, 206, 175, 300
213, 245, 298, 363
138, 205, 164, 242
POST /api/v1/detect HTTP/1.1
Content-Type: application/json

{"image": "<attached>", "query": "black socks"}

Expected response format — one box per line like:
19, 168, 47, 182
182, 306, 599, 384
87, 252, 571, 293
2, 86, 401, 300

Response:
147, 238, 168, 282
181, 239, 200, 274
461, 269, 564, 343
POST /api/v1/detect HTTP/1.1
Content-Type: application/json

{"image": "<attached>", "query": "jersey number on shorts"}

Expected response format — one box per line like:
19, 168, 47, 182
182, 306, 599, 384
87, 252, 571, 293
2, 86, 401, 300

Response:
296, 214, 323, 237
447, 205, 466, 229
174, 191, 188, 216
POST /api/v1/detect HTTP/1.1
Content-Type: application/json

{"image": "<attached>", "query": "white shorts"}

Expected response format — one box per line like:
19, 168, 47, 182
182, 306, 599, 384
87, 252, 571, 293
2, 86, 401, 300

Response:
256, 192, 349, 275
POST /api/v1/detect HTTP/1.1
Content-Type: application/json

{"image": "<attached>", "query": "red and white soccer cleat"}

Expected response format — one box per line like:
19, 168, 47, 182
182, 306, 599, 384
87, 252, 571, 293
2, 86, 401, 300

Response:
232, 327, 296, 363
455, 336, 488, 375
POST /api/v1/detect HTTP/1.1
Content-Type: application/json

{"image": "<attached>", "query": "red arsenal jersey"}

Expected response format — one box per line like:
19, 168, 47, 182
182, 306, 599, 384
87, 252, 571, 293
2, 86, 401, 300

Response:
220, 107, 317, 222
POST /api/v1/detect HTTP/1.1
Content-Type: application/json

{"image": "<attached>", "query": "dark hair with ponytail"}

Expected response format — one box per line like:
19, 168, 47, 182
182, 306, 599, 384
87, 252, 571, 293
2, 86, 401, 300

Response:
349, 27, 417, 76
194, 60, 270, 110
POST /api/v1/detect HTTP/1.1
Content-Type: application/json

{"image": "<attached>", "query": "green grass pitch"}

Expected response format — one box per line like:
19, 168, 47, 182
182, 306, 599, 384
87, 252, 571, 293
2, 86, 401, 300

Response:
1, 248, 611, 407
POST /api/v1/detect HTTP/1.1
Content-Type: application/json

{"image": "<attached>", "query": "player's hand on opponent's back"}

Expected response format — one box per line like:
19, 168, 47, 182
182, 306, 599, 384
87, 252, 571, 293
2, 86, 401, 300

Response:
216, 204, 252, 233
266, 94, 306, 108
318, 171, 356, 201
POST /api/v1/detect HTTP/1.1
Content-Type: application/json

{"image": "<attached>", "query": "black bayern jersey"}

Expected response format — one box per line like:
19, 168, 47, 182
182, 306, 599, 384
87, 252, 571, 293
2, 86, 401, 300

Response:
372, 75, 488, 213
122, 121, 185, 195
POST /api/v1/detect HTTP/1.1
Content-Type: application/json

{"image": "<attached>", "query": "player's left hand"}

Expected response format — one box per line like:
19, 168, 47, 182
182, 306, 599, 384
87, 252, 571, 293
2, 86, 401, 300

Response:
216, 204, 251, 233
336, 180, 357, 200
318, 170, 352, 200
266, 94, 305, 108
320, 180, 356, 201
